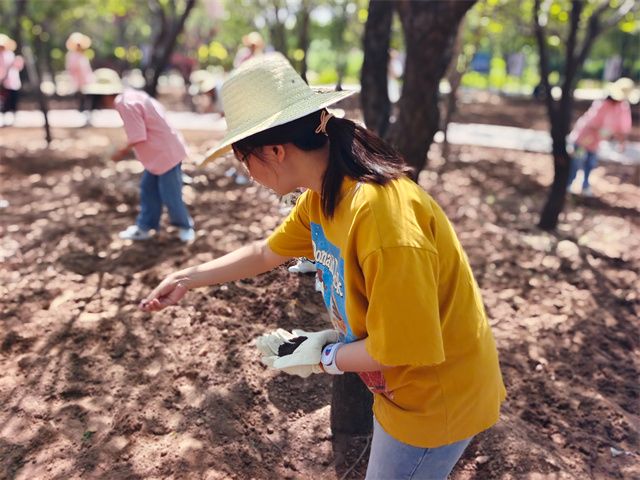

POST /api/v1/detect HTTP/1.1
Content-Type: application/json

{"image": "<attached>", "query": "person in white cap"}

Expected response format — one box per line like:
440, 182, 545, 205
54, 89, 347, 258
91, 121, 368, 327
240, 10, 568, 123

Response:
567, 77, 635, 196
140, 52, 505, 479
85, 68, 195, 243
0, 34, 24, 126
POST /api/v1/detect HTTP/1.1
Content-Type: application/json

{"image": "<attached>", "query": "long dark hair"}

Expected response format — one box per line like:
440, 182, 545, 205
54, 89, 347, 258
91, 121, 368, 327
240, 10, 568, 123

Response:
232, 109, 412, 217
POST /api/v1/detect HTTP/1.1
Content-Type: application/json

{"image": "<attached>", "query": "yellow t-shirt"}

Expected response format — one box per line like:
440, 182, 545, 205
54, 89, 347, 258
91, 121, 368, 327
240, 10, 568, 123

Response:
267, 176, 506, 448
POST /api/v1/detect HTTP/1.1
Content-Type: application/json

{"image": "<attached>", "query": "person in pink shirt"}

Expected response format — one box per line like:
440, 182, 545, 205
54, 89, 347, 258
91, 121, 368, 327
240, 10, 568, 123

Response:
0, 34, 24, 126
65, 32, 95, 122
84, 68, 195, 242
567, 77, 635, 196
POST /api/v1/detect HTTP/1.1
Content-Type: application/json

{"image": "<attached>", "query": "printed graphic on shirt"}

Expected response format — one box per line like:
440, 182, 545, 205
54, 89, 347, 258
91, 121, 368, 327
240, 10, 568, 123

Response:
311, 222, 389, 395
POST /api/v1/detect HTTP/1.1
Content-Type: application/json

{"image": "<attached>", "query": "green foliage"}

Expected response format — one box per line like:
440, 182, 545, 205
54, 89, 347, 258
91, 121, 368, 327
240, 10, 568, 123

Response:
459, 0, 640, 91
6, 0, 637, 89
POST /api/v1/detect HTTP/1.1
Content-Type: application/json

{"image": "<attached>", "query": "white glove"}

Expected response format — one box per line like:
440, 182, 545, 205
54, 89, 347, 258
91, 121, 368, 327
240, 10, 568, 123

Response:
273, 329, 340, 373
255, 328, 317, 377
255, 329, 340, 378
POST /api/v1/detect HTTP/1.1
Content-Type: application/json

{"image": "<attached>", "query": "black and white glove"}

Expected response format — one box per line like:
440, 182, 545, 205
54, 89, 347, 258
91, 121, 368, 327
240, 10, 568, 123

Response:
255, 328, 340, 378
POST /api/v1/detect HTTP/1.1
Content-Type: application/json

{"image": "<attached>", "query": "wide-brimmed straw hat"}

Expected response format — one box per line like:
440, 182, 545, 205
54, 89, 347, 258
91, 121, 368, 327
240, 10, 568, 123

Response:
0, 34, 17, 51
607, 77, 638, 103
82, 68, 123, 95
200, 52, 355, 166
66, 32, 92, 51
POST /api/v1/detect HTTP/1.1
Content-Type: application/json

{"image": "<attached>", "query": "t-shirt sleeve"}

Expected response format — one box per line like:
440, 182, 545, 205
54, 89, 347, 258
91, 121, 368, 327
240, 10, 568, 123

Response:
267, 191, 314, 259
362, 245, 445, 367
115, 98, 147, 144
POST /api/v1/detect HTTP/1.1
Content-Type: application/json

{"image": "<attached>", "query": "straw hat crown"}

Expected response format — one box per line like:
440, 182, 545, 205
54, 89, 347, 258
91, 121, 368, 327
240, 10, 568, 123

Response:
201, 52, 354, 165
0, 34, 17, 51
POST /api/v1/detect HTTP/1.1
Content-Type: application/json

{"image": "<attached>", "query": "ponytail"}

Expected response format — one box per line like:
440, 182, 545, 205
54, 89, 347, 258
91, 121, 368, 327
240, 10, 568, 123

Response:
322, 115, 412, 217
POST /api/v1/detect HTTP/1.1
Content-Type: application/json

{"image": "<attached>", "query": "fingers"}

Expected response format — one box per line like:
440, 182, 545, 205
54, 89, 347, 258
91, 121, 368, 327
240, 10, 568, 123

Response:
139, 280, 188, 312
255, 328, 296, 356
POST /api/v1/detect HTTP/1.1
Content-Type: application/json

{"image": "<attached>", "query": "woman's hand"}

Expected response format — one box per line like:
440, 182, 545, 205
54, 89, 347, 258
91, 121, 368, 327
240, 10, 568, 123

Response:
139, 276, 190, 312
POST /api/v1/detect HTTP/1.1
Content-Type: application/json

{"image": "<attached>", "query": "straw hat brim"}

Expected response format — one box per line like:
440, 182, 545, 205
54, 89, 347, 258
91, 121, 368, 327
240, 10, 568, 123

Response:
200, 89, 355, 166
609, 87, 635, 102
81, 84, 123, 95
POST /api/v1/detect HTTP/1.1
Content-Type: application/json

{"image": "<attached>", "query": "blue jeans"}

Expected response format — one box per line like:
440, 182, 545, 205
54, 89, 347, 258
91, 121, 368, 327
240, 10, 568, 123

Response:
568, 145, 598, 190
365, 418, 472, 480
136, 163, 193, 231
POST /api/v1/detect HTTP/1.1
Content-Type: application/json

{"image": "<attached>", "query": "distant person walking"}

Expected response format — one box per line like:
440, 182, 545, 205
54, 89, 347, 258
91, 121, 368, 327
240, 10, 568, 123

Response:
65, 32, 94, 123
84, 69, 195, 243
233, 31, 265, 68
567, 77, 635, 197
0, 34, 24, 126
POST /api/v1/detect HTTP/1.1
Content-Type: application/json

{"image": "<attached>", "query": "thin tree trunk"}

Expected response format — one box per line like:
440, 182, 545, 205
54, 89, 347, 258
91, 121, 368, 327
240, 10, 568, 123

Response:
330, 374, 373, 459
333, 1, 350, 91
12, 0, 27, 52
297, 1, 311, 82
268, 0, 288, 56
144, 0, 196, 97
360, 0, 393, 137
441, 19, 467, 160
22, 45, 51, 144
389, 0, 475, 179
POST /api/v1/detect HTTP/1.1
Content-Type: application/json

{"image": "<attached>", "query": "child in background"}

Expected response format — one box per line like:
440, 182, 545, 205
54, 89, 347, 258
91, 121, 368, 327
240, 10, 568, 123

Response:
65, 32, 94, 124
140, 53, 505, 479
84, 68, 195, 243
567, 77, 634, 197
0, 34, 24, 126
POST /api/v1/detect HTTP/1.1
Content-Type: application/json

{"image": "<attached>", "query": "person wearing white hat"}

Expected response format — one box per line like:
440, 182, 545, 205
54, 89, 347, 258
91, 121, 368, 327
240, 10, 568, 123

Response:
568, 77, 635, 196
89, 68, 195, 243
233, 31, 265, 68
140, 52, 505, 478
65, 32, 95, 122
0, 33, 24, 126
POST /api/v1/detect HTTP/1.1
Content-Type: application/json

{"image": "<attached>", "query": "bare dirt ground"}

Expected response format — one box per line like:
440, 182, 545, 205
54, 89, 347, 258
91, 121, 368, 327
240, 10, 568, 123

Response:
1, 98, 639, 479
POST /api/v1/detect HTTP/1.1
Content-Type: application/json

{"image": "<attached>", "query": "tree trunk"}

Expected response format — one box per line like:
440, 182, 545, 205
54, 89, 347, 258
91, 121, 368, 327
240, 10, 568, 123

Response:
12, 0, 27, 52
388, 0, 475, 178
330, 373, 373, 458
144, 0, 196, 97
360, 0, 393, 137
539, 126, 571, 230
22, 45, 51, 144
330, 374, 373, 435
333, 2, 350, 91
441, 19, 467, 160
268, 0, 288, 56
297, 1, 311, 82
